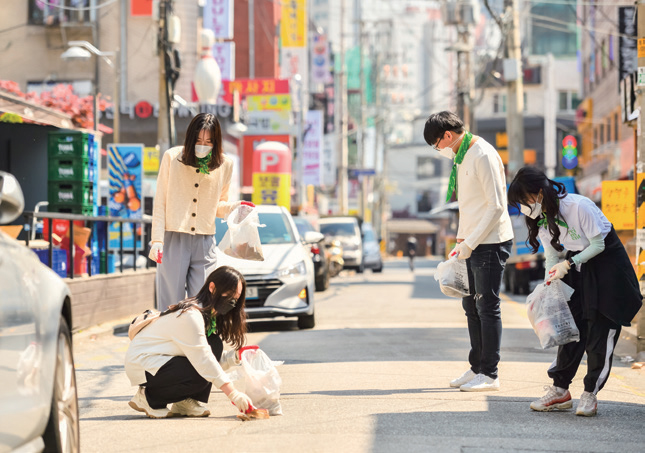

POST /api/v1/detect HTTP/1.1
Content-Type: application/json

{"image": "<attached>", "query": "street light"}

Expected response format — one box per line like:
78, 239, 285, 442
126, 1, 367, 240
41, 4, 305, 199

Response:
61, 40, 120, 143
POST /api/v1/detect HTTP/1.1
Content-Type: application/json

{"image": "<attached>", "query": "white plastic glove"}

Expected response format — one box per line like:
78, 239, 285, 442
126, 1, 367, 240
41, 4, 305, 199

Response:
148, 242, 163, 263
450, 242, 472, 260
547, 260, 570, 282
226, 389, 253, 412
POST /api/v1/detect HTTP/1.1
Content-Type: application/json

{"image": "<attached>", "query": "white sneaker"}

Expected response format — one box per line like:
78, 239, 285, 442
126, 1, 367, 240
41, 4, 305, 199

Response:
128, 387, 171, 419
170, 398, 211, 417
575, 391, 598, 417
459, 373, 500, 392
530, 385, 572, 412
450, 369, 477, 388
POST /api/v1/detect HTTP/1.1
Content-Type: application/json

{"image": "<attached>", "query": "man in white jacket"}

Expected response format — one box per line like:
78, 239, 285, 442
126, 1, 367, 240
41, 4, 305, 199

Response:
424, 111, 514, 392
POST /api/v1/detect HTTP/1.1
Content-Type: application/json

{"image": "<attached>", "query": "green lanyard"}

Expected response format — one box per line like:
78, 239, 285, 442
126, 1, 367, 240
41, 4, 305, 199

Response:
537, 216, 568, 229
207, 316, 217, 337
445, 131, 473, 202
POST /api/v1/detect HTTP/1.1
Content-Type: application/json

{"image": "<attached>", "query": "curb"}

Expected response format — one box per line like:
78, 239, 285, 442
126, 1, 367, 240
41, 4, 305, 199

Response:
73, 315, 134, 341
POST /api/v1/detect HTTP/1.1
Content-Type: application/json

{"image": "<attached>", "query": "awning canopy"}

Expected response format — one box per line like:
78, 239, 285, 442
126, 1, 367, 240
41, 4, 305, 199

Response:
0, 91, 74, 129
386, 218, 439, 235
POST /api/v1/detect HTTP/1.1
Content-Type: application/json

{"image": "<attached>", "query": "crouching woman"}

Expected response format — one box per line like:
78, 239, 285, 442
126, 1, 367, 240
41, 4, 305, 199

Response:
125, 266, 255, 418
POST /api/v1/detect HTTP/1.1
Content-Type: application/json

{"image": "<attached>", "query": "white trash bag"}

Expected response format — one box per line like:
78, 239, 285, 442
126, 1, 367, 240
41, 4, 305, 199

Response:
526, 280, 579, 349
434, 256, 470, 298
229, 349, 283, 416
218, 204, 265, 261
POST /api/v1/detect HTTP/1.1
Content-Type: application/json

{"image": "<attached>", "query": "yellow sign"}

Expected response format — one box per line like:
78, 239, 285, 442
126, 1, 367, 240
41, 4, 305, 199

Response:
496, 132, 508, 148
143, 146, 159, 174
639, 39, 645, 58
252, 172, 291, 211
281, 0, 306, 47
246, 94, 292, 112
602, 180, 635, 230
497, 149, 537, 165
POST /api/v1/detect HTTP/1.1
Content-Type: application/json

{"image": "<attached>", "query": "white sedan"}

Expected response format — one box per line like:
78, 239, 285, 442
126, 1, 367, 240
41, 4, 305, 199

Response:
215, 205, 322, 329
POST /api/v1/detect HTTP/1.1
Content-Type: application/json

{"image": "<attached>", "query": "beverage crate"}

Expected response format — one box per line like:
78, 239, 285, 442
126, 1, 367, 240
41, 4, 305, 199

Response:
33, 248, 68, 278
48, 156, 91, 182
48, 131, 90, 159
48, 203, 94, 216
48, 181, 93, 205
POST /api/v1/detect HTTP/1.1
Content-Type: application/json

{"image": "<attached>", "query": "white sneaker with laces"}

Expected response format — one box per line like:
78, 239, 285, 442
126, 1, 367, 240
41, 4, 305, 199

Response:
450, 369, 477, 388
530, 385, 572, 411
128, 387, 171, 419
575, 391, 598, 417
459, 373, 500, 392
170, 398, 211, 417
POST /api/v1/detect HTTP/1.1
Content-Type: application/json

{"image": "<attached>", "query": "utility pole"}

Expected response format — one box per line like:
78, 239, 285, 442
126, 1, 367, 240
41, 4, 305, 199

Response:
636, 0, 645, 354
504, 0, 524, 178
456, 31, 471, 129
157, 0, 170, 154
338, 0, 349, 215
358, 2, 367, 221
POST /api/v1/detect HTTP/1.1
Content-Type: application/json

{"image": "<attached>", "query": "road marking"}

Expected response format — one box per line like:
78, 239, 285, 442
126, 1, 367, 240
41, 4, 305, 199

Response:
501, 293, 528, 319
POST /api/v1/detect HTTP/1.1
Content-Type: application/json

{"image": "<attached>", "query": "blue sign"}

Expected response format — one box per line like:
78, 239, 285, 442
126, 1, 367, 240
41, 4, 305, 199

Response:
108, 144, 144, 249
349, 168, 376, 178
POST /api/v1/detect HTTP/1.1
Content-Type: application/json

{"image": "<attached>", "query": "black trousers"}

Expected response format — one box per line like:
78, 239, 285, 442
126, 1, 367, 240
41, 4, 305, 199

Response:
548, 269, 621, 394
144, 334, 224, 409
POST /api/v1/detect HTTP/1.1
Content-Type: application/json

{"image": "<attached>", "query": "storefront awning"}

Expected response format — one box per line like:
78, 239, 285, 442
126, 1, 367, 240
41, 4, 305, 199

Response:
0, 91, 74, 129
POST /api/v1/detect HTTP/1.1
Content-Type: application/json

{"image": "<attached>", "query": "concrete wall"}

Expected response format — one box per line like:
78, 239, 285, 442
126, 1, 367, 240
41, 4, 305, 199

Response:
65, 269, 156, 331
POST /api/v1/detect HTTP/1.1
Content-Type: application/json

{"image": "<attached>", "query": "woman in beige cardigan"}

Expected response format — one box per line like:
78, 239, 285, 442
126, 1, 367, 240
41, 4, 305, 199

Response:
149, 113, 252, 311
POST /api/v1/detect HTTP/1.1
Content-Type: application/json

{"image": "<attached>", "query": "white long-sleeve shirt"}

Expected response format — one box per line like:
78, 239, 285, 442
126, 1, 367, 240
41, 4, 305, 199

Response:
456, 138, 514, 249
125, 308, 238, 388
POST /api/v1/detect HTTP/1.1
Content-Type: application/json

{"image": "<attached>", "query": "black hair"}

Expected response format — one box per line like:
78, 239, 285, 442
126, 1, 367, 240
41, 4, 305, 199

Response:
507, 166, 568, 254
423, 111, 465, 147
161, 266, 247, 349
180, 113, 224, 172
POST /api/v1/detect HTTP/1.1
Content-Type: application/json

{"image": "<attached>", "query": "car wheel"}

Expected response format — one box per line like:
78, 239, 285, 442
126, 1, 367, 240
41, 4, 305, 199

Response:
373, 260, 383, 273
297, 311, 316, 329
315, 269, 330, 292
43, 316, 80, 453
356, 262, 364, 274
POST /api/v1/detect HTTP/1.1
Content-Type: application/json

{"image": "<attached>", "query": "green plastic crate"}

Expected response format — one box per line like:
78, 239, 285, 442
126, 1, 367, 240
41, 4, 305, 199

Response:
48, 203, 95, 216
48, 131, 90, 159
48, 181, 93, 205
48, 156, 91, 182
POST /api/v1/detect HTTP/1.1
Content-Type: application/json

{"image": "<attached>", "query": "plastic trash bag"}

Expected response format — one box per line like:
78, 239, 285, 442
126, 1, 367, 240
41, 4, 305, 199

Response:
434, 256, 470, 298
229, 349, 283, 416
526, 280, 579, 349
218, 204, 265, 261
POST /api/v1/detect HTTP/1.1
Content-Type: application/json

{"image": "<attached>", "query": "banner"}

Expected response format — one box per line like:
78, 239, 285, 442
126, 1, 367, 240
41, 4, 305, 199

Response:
142, 146, 159, 174
310, 34, 331, 89
302, 110, 323, 186
281, 47, 309, 98
221, 78, 289, 105
213, 42, 235, 81
618, 7, 637, 86
108, 144, 144, 249
321, 133, 336, 187
281, 0, 306, 47
203, 0, 234, 40
131, 0, 153, 16
247, 94, 292, 112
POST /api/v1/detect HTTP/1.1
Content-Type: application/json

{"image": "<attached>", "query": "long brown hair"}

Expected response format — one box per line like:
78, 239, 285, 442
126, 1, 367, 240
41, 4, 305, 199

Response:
161, 266, 247, 349
180, 113, 224, 172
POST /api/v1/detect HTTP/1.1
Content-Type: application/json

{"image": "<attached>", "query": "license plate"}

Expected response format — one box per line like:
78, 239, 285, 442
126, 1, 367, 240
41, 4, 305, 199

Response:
246, 287, 259, 299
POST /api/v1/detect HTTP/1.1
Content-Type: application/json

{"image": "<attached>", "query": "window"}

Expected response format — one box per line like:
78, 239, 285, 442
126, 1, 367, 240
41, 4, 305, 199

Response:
523, 92, 528, 112
417, 191, 433, 213
530, 2, 577, 57
559, 92, 568, 111
493, 94, 500, 113
599, 123, 604, 145
558, 91, 582, 112
28, 0, 91, 25
606, 118, 611, 142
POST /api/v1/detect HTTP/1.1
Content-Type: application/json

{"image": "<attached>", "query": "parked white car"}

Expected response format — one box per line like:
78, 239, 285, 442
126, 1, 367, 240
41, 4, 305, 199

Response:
215, 205, 321, 329
318, 216, 364, 273
0, 172, 79, 453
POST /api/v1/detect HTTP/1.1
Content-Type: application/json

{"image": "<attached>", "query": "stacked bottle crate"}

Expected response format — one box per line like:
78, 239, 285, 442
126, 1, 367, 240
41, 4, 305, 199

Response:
47, 131, 97, 214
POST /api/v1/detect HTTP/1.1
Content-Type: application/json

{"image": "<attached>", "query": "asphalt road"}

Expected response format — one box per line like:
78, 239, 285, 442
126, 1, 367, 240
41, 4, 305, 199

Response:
73, 257, 645, 453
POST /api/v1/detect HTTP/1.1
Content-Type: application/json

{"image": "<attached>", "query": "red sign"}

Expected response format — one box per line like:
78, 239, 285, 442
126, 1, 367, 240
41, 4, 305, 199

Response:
222, 79, 290, 105
131, 0, 153, 16
242, 135, 291, 186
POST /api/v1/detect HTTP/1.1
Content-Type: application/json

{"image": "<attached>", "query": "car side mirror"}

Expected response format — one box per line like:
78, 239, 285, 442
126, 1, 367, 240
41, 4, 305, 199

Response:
0, 172, 25, 224
303, 231, 324, 244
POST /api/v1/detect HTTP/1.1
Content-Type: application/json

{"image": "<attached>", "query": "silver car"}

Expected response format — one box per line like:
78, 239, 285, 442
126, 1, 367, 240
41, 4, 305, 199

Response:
215, 205, 321, 329
0, 172, 79, 453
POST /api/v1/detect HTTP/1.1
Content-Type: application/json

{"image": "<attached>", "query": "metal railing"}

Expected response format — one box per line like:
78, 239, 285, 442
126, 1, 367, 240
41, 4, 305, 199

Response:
22, 211, 152, 279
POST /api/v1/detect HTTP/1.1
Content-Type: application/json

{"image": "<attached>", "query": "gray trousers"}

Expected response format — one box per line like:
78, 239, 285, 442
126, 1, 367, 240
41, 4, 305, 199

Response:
156, 231, 218, 312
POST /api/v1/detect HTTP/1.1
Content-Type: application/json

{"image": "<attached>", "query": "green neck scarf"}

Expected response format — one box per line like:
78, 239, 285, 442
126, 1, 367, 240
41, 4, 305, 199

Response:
537, 216, 568, 229
207, 315, 217, 337
445, 131, 473, 202
197, 152, 212, 175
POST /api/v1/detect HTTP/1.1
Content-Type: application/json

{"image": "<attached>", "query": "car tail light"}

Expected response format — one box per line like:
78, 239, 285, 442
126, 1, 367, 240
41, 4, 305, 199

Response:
311, 244, 320, 255
515, 261, 536, 270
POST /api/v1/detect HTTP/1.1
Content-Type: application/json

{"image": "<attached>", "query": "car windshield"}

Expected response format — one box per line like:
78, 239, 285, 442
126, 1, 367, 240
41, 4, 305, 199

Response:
293, 218, 315, 236
320, 222, 356, 237
215, 212, 295, 245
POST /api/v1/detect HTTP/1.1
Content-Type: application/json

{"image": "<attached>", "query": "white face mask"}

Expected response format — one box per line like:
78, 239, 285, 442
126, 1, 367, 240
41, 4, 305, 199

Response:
195, 145, 211, 158
520, 194, 543, 219
434, 133, 464, 160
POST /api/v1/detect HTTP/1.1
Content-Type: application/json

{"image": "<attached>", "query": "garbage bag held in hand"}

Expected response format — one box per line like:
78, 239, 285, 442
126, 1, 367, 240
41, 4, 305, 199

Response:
434, 256, 470, 298
526, 280, 579, 349
218, 205, 265, 261
229, 349, 283, 416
